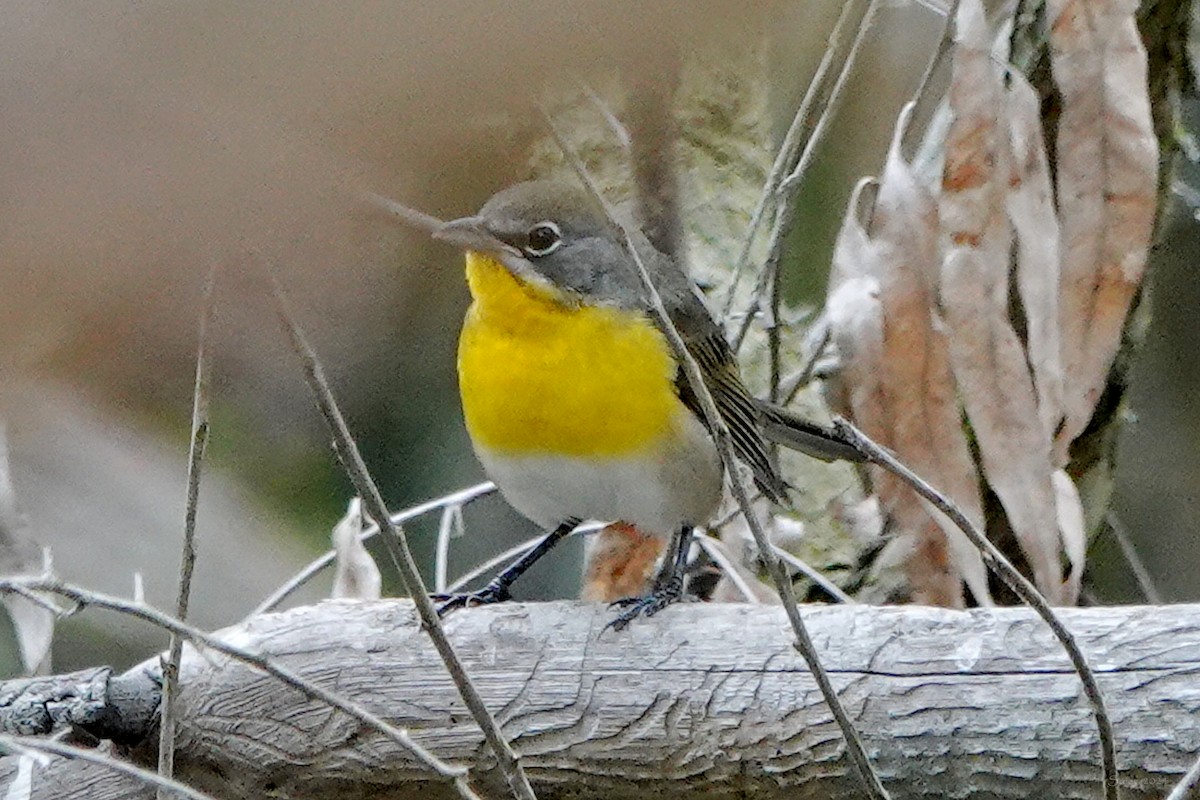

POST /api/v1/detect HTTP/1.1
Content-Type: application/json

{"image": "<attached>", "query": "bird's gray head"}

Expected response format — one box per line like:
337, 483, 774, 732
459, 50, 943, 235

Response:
436, 180, 647, 307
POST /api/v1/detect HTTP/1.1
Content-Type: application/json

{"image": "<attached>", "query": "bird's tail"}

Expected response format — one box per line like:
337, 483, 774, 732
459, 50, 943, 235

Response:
752, 400, 867, 464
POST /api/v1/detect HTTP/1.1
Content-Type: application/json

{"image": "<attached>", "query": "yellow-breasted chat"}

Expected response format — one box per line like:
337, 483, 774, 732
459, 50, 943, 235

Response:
433, 180, 862, 629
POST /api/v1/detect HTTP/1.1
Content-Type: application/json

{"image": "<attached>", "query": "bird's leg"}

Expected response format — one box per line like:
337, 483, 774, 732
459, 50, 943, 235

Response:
607, 525, 693, 631
651, 528, 683, 588
435, 518, 580, 615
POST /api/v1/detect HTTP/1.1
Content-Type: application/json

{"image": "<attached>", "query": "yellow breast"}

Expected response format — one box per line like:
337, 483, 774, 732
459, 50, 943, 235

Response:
457, 253, 680, 456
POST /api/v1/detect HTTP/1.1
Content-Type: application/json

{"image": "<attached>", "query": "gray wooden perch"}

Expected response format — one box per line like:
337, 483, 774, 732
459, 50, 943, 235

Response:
1, 600, 1198, 799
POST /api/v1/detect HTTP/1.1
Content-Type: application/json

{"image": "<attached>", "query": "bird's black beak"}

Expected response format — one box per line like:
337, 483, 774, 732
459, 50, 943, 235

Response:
434, 216, 511, 255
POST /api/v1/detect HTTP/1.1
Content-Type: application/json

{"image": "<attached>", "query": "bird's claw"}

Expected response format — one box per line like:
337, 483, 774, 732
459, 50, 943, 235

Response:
432, 583, 511, 616
605, 576, 685, 632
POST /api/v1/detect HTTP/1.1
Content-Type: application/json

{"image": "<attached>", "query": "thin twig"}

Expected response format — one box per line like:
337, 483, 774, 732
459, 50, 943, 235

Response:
158, 262, 217, 797
250, 481, 496, 617
773, 545, 855, 604
361, 192, 445, 236
733, 0, 880, 353
2, 581, 64, 616
1165, 750, 1200, 800
0, 735, 219, 800
768, 253, 784, 406
719, 0, 875, 319
266, 274, 537, 800
0, 577, 474, 795
446, 536, 544, 595
777, 0, 878, 199
1106, 512, 1163, 604
435, 505, 464, 594
578, 81, 632, 151
446, 522, 606, 594
911, 0, 952, 15
705, 498, 852, 605
833, 418, 1119, 800
693, 535, 761, 603
545, 114, 891, 800
781, 324, 831, 406
898, 0, 960, 159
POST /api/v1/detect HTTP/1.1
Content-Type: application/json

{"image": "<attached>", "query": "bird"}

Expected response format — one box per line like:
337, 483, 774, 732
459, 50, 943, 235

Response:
433, 179, 862, 629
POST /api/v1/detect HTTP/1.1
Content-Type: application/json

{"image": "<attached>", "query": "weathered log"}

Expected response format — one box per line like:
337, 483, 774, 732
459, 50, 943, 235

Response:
0, 666, 157, 744
1, 600, 1198, 799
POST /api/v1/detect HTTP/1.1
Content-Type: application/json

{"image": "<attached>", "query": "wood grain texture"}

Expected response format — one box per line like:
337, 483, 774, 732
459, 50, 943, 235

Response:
2, 600, 1199, 799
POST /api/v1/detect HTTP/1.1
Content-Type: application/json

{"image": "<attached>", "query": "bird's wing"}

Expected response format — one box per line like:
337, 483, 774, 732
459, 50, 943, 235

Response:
670, 322, 788, 503
635, 241, 786, 502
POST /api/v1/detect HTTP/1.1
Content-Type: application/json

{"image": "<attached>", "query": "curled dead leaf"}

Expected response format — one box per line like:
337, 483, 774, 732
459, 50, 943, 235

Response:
331, 497, 382, 601
826, 106, 992, 608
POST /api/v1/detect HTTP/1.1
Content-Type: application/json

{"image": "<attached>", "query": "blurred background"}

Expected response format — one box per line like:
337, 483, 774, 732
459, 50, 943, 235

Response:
0, 1, 1195, 674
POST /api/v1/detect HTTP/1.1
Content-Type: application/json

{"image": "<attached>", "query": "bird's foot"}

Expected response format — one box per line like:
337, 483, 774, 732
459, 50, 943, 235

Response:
605, 575, 685, 632
432, 582, 511, 616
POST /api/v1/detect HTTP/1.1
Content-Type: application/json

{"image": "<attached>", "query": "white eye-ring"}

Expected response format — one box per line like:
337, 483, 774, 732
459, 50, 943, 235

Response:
524, 221, 562, 257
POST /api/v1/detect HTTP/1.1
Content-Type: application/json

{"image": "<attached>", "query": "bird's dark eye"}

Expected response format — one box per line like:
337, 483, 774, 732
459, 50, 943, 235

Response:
524, 222, 562, 257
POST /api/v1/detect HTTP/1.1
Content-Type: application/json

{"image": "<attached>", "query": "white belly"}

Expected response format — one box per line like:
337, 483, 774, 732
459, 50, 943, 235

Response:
474, 412, 724, 536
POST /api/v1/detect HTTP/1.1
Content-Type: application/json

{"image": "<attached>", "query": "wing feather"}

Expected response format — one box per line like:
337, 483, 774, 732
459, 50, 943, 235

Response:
672, 331, 788, 503
634, 239, 787, 502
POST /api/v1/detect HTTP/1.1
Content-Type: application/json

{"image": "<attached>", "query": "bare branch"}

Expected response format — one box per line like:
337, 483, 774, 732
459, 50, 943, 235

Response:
1166, 752, 1200, 800
360, 192, 445, 236
5, 601, 1194, 799
731, 0, 881, 353
692, 535, 762, 604
578, 81, 632, 151
0, 667, 155, 743
1106, 512, 1163, 605
719, 0, 877, 320
434, 504, 465, 594
447, 522, 605, 594
158, 260, 217, 797
2, 580, 63, 617
772, 544, 855, 604
266, 274, 536, 800
780, 323, 830, 406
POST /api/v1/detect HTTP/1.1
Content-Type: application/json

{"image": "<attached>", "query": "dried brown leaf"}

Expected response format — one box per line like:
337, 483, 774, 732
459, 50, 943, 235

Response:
940, 0, 1066, 603
703, 520, 781, 605
827, 181, 964, 605
1049, 0, 1158, 459
866, 108, 991, 607
826, 178, 886, 437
